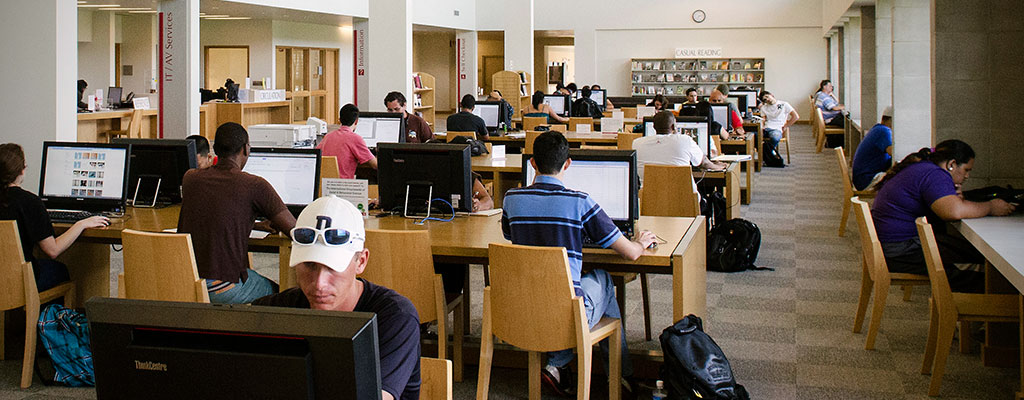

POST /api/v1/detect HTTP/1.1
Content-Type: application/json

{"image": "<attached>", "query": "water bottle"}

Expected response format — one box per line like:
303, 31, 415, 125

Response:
652, 380, 667, 400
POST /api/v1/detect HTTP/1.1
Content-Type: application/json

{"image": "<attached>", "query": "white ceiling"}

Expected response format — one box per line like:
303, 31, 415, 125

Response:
78, 0, 353, 26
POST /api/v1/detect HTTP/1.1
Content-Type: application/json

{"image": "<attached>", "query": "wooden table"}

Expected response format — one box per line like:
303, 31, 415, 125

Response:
215, 100, 292, 128
742, 120, 764, 172
719, 133, 756, 204
954, 215, 1024, 399
693, 163, 741, 220
472, 154, 523, 208
77, 108, 159, 142
486, 131, 620, 148
510, 117, 642, 132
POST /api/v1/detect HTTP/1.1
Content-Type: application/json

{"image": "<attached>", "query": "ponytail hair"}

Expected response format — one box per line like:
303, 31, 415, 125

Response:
816, 79, 831, 95
0, 143, 26, 207
874, 139, 975, 190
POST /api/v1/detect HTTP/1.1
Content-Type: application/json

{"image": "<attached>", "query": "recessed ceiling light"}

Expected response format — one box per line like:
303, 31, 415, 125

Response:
78, 4, 121, 7
205, 17, 251, 20
200, 14, 229, 18
128, 10, 159, 13
99, 7, 152, 11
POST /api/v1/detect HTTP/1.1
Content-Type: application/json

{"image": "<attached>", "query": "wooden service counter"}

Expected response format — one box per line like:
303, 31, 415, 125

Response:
77, 108, 159, 142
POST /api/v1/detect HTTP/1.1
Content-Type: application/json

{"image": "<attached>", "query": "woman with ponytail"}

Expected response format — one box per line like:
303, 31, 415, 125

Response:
0, 143, 109, 291
870, 139, 1016, 292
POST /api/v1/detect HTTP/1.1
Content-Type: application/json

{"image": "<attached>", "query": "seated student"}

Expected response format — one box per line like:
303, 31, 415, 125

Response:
684, 87, 700, 105
178, 122, 296, 304
633, 111, 727, 192
681, 100, 730, 148
486, 90, 515, 125
0, 143, 110, 292
501, 131, 657, 396
77, 80, 89, 110
590, 84, 614, 109
318, 104, 377, 179
709, 84, 745, 137
254, 196, 420, 400
446, 95, 490, 139
872, 140, 1015, 292
757, 90, 799, 153
185, 135, 215, 169
565, 82, 578, 97
553, 83, 569, 95
647, 94, 669, 111
524, 90, 569, 125
385, 91, 434, 143
852, 106, 894, 190
814, 79, 845, 128
571, 87, 603, 119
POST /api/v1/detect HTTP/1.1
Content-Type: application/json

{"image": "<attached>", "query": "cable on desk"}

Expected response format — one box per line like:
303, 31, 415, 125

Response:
414, 198, 456, 225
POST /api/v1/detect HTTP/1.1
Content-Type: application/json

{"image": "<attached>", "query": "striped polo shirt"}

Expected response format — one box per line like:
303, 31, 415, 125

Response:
501, 175, 623, 294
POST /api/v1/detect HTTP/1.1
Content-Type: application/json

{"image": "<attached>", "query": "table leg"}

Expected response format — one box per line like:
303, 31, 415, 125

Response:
756, 130, 763, 172
59, 242, 111, 305
611, 274, 628, 327
982, 261, 1019, 367
725, 168, 741, 220
463, 264, 472, 334
742, 159, 753, 204
673, 219, 707, 326
492, 173, 505, 208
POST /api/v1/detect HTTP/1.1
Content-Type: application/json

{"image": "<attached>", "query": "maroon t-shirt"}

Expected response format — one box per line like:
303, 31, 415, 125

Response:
405, 112, 434, 143
177, 158, 287, 283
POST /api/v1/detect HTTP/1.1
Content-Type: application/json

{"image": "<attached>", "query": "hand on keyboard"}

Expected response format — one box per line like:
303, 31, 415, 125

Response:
75, 215, 110, 229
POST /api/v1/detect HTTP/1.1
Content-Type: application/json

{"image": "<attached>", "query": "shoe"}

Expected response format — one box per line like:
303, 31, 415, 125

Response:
541, 365, 575, 397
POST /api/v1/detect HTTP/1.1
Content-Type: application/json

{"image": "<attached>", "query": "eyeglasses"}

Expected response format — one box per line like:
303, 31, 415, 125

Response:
290, 227, 363, 247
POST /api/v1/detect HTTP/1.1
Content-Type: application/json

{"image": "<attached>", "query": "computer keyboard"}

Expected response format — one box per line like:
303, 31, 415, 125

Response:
47, 210, 99, 224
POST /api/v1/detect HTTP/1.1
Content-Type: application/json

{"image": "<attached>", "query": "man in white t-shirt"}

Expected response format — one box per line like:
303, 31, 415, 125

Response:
758, 90, 799, 151
632, 111, 726, 192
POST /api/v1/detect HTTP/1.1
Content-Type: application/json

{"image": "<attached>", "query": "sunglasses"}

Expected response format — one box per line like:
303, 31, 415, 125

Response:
290, 227, 363, 247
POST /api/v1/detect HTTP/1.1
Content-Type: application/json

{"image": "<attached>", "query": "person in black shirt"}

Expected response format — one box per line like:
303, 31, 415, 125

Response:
571, 87, 603, 118
446, 94, 490, 139
0, 143, 109, 291
253, 196, 420, 400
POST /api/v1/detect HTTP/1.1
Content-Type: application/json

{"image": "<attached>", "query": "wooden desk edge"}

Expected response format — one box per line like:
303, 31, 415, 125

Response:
672, 216, 707, 323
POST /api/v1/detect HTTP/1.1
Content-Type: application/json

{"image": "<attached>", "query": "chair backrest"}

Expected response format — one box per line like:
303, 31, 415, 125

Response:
525, 131, 542, 154
621, 107, 638, 119
419, 357, 453, 400
523, 117, 546, 132
850, 197, 889, 283
0, 220, 28, 310
711, 135, 722, 155
127, 109, 144, 138
361, 229, 440, 323
835, 147, 855, 198
547, 124, 567, 132
568, 117, 593, 132
121, 229, 209, 303
915, 217, 955, 313
814, 107, 827, 135
320, 156, 341, 179
617, 133, 641, 150
487, 243, 578, 351
446, 131, 476, 142
641, 165, 700, 217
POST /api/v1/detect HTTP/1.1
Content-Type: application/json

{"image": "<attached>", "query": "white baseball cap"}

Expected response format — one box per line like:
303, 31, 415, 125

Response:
882, 105, 894, 118
289, 196, 366, 273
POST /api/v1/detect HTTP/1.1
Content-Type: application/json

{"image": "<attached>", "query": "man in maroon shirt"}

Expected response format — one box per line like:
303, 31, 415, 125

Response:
384, 91, 433, 143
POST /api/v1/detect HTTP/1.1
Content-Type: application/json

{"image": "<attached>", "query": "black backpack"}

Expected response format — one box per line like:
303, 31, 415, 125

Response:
700, 191, 727, 230
659, 315, 749, 400
447, 135, 489, 156
762, 142, 785, 168
707, 219, 769, 272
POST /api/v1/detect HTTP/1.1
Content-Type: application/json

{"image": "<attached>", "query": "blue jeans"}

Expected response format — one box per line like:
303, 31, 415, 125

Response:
207, 270, 278, 304
547, 269, 633, 377
764, 127, 783, 148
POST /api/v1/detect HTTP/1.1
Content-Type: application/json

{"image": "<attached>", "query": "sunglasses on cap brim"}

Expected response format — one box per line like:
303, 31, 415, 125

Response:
290, 227, 363, 247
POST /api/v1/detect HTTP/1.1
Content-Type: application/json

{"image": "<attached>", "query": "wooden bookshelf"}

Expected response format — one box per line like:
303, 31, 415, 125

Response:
492, 70, 531, 118
630, 58, 765, 96
412, 72, 435, 127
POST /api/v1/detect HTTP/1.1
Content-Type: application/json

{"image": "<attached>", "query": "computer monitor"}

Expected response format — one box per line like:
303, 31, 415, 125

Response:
242, 148, 321, 215
723, 96, 741, 111
87, 297, 381, 400
731, 90, 758, 111
39, 141, 130, 213
471, 100, 509, 132
641, 115, 711, 153
542, 94, 571, 117
112, 139, 197, 205
354, 112, 406, 148
709, 103, 732, 130
376, 143, 473, 215
523, 149, 639, 234
107, 87, 123, 108
588, 89, 607, 111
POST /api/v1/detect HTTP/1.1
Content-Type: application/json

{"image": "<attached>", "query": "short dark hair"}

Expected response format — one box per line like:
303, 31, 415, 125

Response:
580, 87, 592, 99
880, 115, 892, 124
685, 87, 698, 96
384, 91, 406, 106
714, 84, 730, 96
213, 122, 249, 157
759, 90, 772, 103
532, 90, 545, 109
460, 94, 476, 110
492, 89, 502, 97
339, 103, 359, 126
532, 131, 569, 175
185, 135, 210, 156
554, 83, 565, 92
591, 84, 602, 90
566, 83, 577, 92
653, 111, 675, 134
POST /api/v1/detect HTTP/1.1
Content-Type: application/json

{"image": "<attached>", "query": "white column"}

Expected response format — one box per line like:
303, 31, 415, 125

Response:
876, 0, 893, 123
77, 10, 116, 93
158, 0, 200, 138
573, 26, 596, 88
353, 17, 369, 108
861, 7, 877, 127
456, 30, 478, 98
845, 16, 861, 121
502, 0, 533, 92
367, 0, 412, 111
891, 0, 932, 158
829, 33, 840, 85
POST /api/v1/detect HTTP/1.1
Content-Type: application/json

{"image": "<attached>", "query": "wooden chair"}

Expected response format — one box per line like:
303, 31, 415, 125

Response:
0, 221, 75, 389
446, 131, 477, 142
915, 217, 1020, 396
99, 108, 143, 142
362, 230, 464, 381
318, 156, 341, 196
118, 229, 210, 303
835, 147, 876, 237
478, 243, 622, 400
523, 117, 547, 132
420, 357, 453, 400
815, 108, 844, 153
616, 133, 641, 150
525, 131, 542, 154
621, 107, 638, 119
849, 198, 928, 350
569, 117, 594, 132
547, 124, 568, 132
779, 127, 792, 164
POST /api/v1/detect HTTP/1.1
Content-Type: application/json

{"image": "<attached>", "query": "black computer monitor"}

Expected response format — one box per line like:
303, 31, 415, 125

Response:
640, 115, 712, 155
112, 138, 197, 205
542, 94, 571, 117
107, 87, 123, 108
87, 297, 381, 400
726, 94, 748, 114
709, 103, 732, 130
377, 143, 473, 215
39, 141, 131, 213
588, 89, 608, 111
731, 90, 758, 111
242, 148, 321, 216
354, 112, 407, 147
522, 149, 639, 235
471, 100, 509, 132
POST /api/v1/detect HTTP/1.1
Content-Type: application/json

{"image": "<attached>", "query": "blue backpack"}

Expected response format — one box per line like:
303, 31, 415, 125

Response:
37, 304, 95, 386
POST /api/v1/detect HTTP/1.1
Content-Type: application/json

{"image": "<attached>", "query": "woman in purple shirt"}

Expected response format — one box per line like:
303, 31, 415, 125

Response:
871, 140, 1015, 292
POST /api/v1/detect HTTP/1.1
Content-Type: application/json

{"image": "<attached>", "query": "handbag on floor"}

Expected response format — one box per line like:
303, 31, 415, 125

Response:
37, 304, 95, 387
659, 315, 749, 400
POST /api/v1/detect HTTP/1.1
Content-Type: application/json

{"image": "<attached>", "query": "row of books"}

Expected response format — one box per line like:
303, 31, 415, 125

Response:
413, 74, 425, 89
631, 85, 706, 96
632, 72, 764, 84
631, 60, 764, 71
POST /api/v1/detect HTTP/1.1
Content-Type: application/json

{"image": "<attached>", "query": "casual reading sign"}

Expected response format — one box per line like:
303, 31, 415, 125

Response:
321, 178, 369, 216
675, 47, 723, 58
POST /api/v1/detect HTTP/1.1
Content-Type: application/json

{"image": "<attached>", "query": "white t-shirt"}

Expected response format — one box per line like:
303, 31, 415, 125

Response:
632, 134, 704, 191
759, 101, 795, 130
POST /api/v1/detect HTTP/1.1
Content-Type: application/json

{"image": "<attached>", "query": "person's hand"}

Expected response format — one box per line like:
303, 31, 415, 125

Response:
75, 215, 110, 229
253, 220, 278, 234
713, 161, 729, 170
634, 230, 657, 250
954, 183, 963, 198
472, 197, 481, 212
989, 199, 1016, 216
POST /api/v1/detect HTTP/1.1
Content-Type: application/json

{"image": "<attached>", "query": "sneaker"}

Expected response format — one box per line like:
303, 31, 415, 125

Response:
541, 365, 575, 397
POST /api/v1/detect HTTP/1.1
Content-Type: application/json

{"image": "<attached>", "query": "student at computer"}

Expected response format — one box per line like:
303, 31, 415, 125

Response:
185, 135, 215, 169
501, 131, 656, 396
851, 106, 894, 190
709, 84, 745, 137
565, 82, 578, 96
871, 140, 1015, 292
681, 101, 730, 146
524, 90, 569, 124
632, 111, 727, 192
254, 196, 421, 400
814, 79, 845, 128
684, 88, 700, 105
318, 104, 377, 179
758, 90, 799, 155
177, 122, 296, 304
646, 94, 669, 111
570, 87, 603, 119
384, 91, 434, 143
0, 143, 109, 292
486, 90, 515, 125
590, 84, 614, 109
77, 80, 89, 110
553, 83, 569, 95
446, 95, 490, 139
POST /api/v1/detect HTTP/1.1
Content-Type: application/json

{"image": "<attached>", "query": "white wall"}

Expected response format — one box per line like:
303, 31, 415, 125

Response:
119, 14, 157, 99
412, 0, 475, 30
78, 10, 115, 97
822, 0, 856, 34
413, 32, 455, 111
844, 16, 861, 121
272, 20, 354, 105
222, 0, 369, 18
544, 45, 574, 92
199, 19, 274, 88
524, 0, 821, 31
78, 9, 92, 42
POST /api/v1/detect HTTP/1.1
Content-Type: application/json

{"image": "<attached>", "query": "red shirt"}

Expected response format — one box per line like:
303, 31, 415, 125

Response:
730, 109, 743, 132
316, 125, 375, 179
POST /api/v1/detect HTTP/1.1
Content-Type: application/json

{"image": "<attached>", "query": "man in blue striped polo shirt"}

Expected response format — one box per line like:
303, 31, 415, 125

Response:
501, 131, 657, 396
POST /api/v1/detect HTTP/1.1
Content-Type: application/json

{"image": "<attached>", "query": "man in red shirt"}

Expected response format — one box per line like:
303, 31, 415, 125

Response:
317, 104, 376, 179
384, 91, 433, 143
710, 84, 746, 138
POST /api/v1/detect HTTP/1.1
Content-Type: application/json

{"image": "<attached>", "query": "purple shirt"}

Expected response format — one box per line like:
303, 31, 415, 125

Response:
871, 162, 957, 243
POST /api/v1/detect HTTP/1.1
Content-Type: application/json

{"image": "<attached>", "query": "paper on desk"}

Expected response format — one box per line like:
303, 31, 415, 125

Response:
575, 124, 591, 133
492, 145, 506, 160
163, 228, 271, 240
712, 154, 753, 162
456, 208, 502, 217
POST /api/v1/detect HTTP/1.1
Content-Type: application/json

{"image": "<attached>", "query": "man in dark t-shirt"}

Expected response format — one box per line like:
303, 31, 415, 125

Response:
253, 196, 420, 400
446, 94, 489, 139
385, 91, 434, 143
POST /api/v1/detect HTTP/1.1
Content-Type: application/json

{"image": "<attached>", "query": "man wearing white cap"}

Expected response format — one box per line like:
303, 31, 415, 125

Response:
852, 105, 895, 191
253, 196, 421, 400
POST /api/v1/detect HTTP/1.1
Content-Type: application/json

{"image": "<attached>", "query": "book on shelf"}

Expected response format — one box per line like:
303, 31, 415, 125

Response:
413, 74, 423, 89
413, 94, 423, 107
744, 62, 752, 69
720, 61, 729, 70
733, 61, 742, 70
753, 61, 762, 69
518, 71, 526, 82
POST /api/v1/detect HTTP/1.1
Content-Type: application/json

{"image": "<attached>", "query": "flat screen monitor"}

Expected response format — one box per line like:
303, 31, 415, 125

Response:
471, 100, 509, 131
709, 104, 732, 130
87, 297, 381, 400
107, 86, 123, 108
723, 96, 740, 111
523, 149, 638, 230
39, 141, 130, 213
113, 138, 197, 205
588, 89, 607, 111
641, 115, 710, 153
731, 90, 758, 110
354, 112, 406, 148
377, 143, 473, 214
542, 95, 571, 117
243, 148, 321, 215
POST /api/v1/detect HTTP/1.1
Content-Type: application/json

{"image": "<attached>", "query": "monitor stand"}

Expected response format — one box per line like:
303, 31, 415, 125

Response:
403, 182, 433, 219
131, 176, 162, 208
